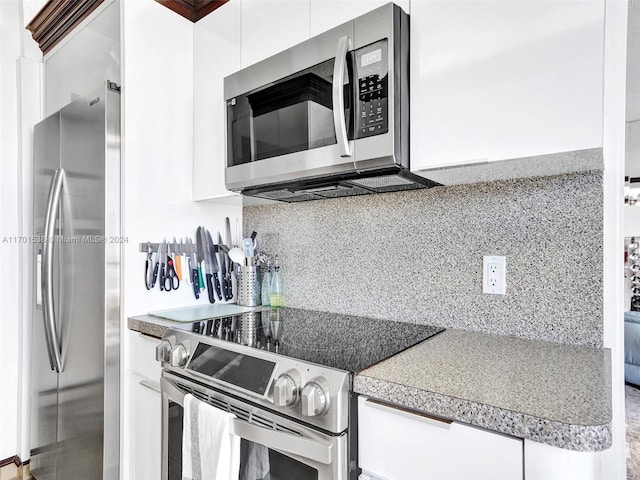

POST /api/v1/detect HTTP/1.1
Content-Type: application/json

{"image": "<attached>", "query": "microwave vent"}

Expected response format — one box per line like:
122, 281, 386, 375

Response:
350, 175, 427, 192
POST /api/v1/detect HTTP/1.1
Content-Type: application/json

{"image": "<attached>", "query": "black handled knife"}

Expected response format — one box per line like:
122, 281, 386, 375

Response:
218, 232, 232, 301
195, 227, 205, 291
199, 227, 215, 304
206, 229, 223, 301
188, 238, 199, 299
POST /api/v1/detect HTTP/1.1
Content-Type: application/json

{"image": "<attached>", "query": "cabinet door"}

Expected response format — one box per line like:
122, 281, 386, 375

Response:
309, 0, 409, 36
358, 397, 523, 480
410, 0, 604, 173
193, 1, 241, 201
129, 374, 162, 480
240, 0, 310, 68
524, 439, 603, 480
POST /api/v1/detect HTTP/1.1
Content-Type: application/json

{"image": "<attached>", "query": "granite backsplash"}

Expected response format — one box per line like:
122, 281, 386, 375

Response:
243, 172, 603, 347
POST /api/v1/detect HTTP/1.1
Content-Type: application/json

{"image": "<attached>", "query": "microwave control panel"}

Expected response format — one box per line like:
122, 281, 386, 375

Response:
354, 39, 389, 139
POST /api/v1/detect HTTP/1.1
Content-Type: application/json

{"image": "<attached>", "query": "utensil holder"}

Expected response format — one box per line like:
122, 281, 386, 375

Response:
237, 265, 261, 306
240, 311, 258, 347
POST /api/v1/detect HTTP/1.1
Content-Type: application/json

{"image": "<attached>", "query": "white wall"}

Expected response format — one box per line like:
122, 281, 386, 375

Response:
120, 1, 241, 477
0, 0, 23, 462
0, 0, 42, 463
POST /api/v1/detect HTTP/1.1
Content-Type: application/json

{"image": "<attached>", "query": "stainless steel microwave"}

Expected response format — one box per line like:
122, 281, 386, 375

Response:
224, 3, 439, 202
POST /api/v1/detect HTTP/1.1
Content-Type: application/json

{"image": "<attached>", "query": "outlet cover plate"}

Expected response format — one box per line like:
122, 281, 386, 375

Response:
483, 255, 506, 295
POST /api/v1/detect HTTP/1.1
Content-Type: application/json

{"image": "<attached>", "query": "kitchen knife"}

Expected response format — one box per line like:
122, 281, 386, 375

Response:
180, 237, 189, 283
188, 238, 199, 299
195, 227, 205, 291
172, 237, 182, 280
225, 217, 232, 249
206, 229, 223, 301
159, 240, 166, 291
200, 227, 216, 304
218, 232, 232, 301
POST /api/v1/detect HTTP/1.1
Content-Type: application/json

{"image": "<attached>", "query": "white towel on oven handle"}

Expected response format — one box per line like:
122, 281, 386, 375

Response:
182, 393, 240, 480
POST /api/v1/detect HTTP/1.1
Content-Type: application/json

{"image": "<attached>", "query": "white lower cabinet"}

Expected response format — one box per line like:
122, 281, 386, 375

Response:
129, 373, 162, 480
357, 397, 523, 480
524, 439, 603, 480
128, 333, 162, 480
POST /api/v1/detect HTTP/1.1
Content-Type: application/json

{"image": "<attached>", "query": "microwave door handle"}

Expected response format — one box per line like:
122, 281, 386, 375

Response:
161, 377, 332, 465
333, 35, 352, 158
42, 168, 65, 373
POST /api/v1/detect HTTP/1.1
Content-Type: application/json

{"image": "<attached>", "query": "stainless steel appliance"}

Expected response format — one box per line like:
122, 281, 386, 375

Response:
158, 308, 443, 480
224, 3, 438, 202
30, 81, 121, 480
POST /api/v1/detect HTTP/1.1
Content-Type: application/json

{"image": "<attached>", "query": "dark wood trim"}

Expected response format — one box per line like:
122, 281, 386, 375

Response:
0, 455, 23, 468
193, 0, 229, 20
26, 0, 105, 55
155, 0, 229, 22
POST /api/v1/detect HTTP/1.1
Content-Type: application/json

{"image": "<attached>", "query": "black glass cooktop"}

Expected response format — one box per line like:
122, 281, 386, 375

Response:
182, 307, 444, 373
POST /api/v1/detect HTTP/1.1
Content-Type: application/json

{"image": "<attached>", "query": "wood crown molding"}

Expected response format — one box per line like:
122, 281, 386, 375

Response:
155, 0, 230, 22
26, 0, 105, 55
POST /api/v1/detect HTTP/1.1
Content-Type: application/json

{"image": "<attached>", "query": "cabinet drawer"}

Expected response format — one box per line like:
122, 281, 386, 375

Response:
358, 397, 523, 480
129, 332, 162, 381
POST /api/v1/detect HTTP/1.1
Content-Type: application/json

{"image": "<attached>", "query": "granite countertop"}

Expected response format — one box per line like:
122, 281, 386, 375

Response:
129, 314, 611, 452
128, 314, 188, 338
354, 328, 612, 452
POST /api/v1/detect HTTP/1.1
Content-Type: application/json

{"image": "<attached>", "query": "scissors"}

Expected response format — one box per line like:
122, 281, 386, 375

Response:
163, 240, 180, 291
144, 242, 157, 290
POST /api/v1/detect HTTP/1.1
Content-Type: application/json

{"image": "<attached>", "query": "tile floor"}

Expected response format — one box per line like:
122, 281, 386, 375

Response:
0, 463, 31, 480
628, 384, 640, 479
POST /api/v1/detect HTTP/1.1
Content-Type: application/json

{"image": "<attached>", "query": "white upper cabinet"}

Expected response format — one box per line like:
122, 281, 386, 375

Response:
309, 0, 409, 36
193, 1, 241, 201
240, 0, 310, 68
409, 0, 605, 173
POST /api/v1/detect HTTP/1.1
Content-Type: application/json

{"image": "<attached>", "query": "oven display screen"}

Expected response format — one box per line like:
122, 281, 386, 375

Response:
187, 344, 276, 395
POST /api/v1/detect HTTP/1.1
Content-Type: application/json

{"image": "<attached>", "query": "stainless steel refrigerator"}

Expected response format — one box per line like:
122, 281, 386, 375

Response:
31, 80, 121, 480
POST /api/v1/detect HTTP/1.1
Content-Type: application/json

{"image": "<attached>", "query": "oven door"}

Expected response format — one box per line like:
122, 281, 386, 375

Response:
161, 372, 348, 480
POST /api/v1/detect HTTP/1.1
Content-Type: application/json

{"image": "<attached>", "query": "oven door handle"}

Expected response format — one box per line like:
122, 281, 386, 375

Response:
161, 377, 333, 465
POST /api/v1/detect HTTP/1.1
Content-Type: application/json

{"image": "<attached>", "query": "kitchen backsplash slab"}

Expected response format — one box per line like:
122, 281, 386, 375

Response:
244, 172, 603, 347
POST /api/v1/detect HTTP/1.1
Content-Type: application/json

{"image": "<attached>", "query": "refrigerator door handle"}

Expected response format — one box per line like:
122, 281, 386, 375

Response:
42, 167, 65, 373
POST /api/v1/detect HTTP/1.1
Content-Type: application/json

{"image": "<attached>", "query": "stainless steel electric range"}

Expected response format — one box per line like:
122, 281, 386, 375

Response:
157, 307, 443, 480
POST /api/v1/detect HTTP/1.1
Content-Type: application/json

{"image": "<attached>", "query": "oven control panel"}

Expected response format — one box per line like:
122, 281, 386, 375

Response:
158, 328, 351, 434
354, 39, 389, 139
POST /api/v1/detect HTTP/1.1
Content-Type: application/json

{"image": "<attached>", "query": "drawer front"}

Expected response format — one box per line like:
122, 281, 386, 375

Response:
129, 331, 162, 381
358, 397, 523, 480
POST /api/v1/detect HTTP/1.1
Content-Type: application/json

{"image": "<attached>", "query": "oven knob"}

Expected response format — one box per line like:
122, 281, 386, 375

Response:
273, 370, 300, 407
155, 340, 172, 362
301, 377, 330, 417
169, 344, 189, 367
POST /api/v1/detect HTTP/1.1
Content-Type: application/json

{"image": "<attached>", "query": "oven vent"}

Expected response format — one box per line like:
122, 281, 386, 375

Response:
176, 381, 303, 437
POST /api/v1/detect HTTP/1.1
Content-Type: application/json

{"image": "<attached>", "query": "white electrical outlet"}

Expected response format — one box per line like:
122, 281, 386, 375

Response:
483, 255, 506, 295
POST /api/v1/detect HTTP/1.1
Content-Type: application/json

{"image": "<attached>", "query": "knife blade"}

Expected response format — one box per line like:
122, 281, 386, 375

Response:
172, 237, 182, 281
225, 217, 232, 248
200, 226, 216, 303
159, 240, 166, 291
206, 229, 223, 301
188, 238, 199, 298
195, 227, 206, 291
224, 217, 235, 300
218, 232, 233, 301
